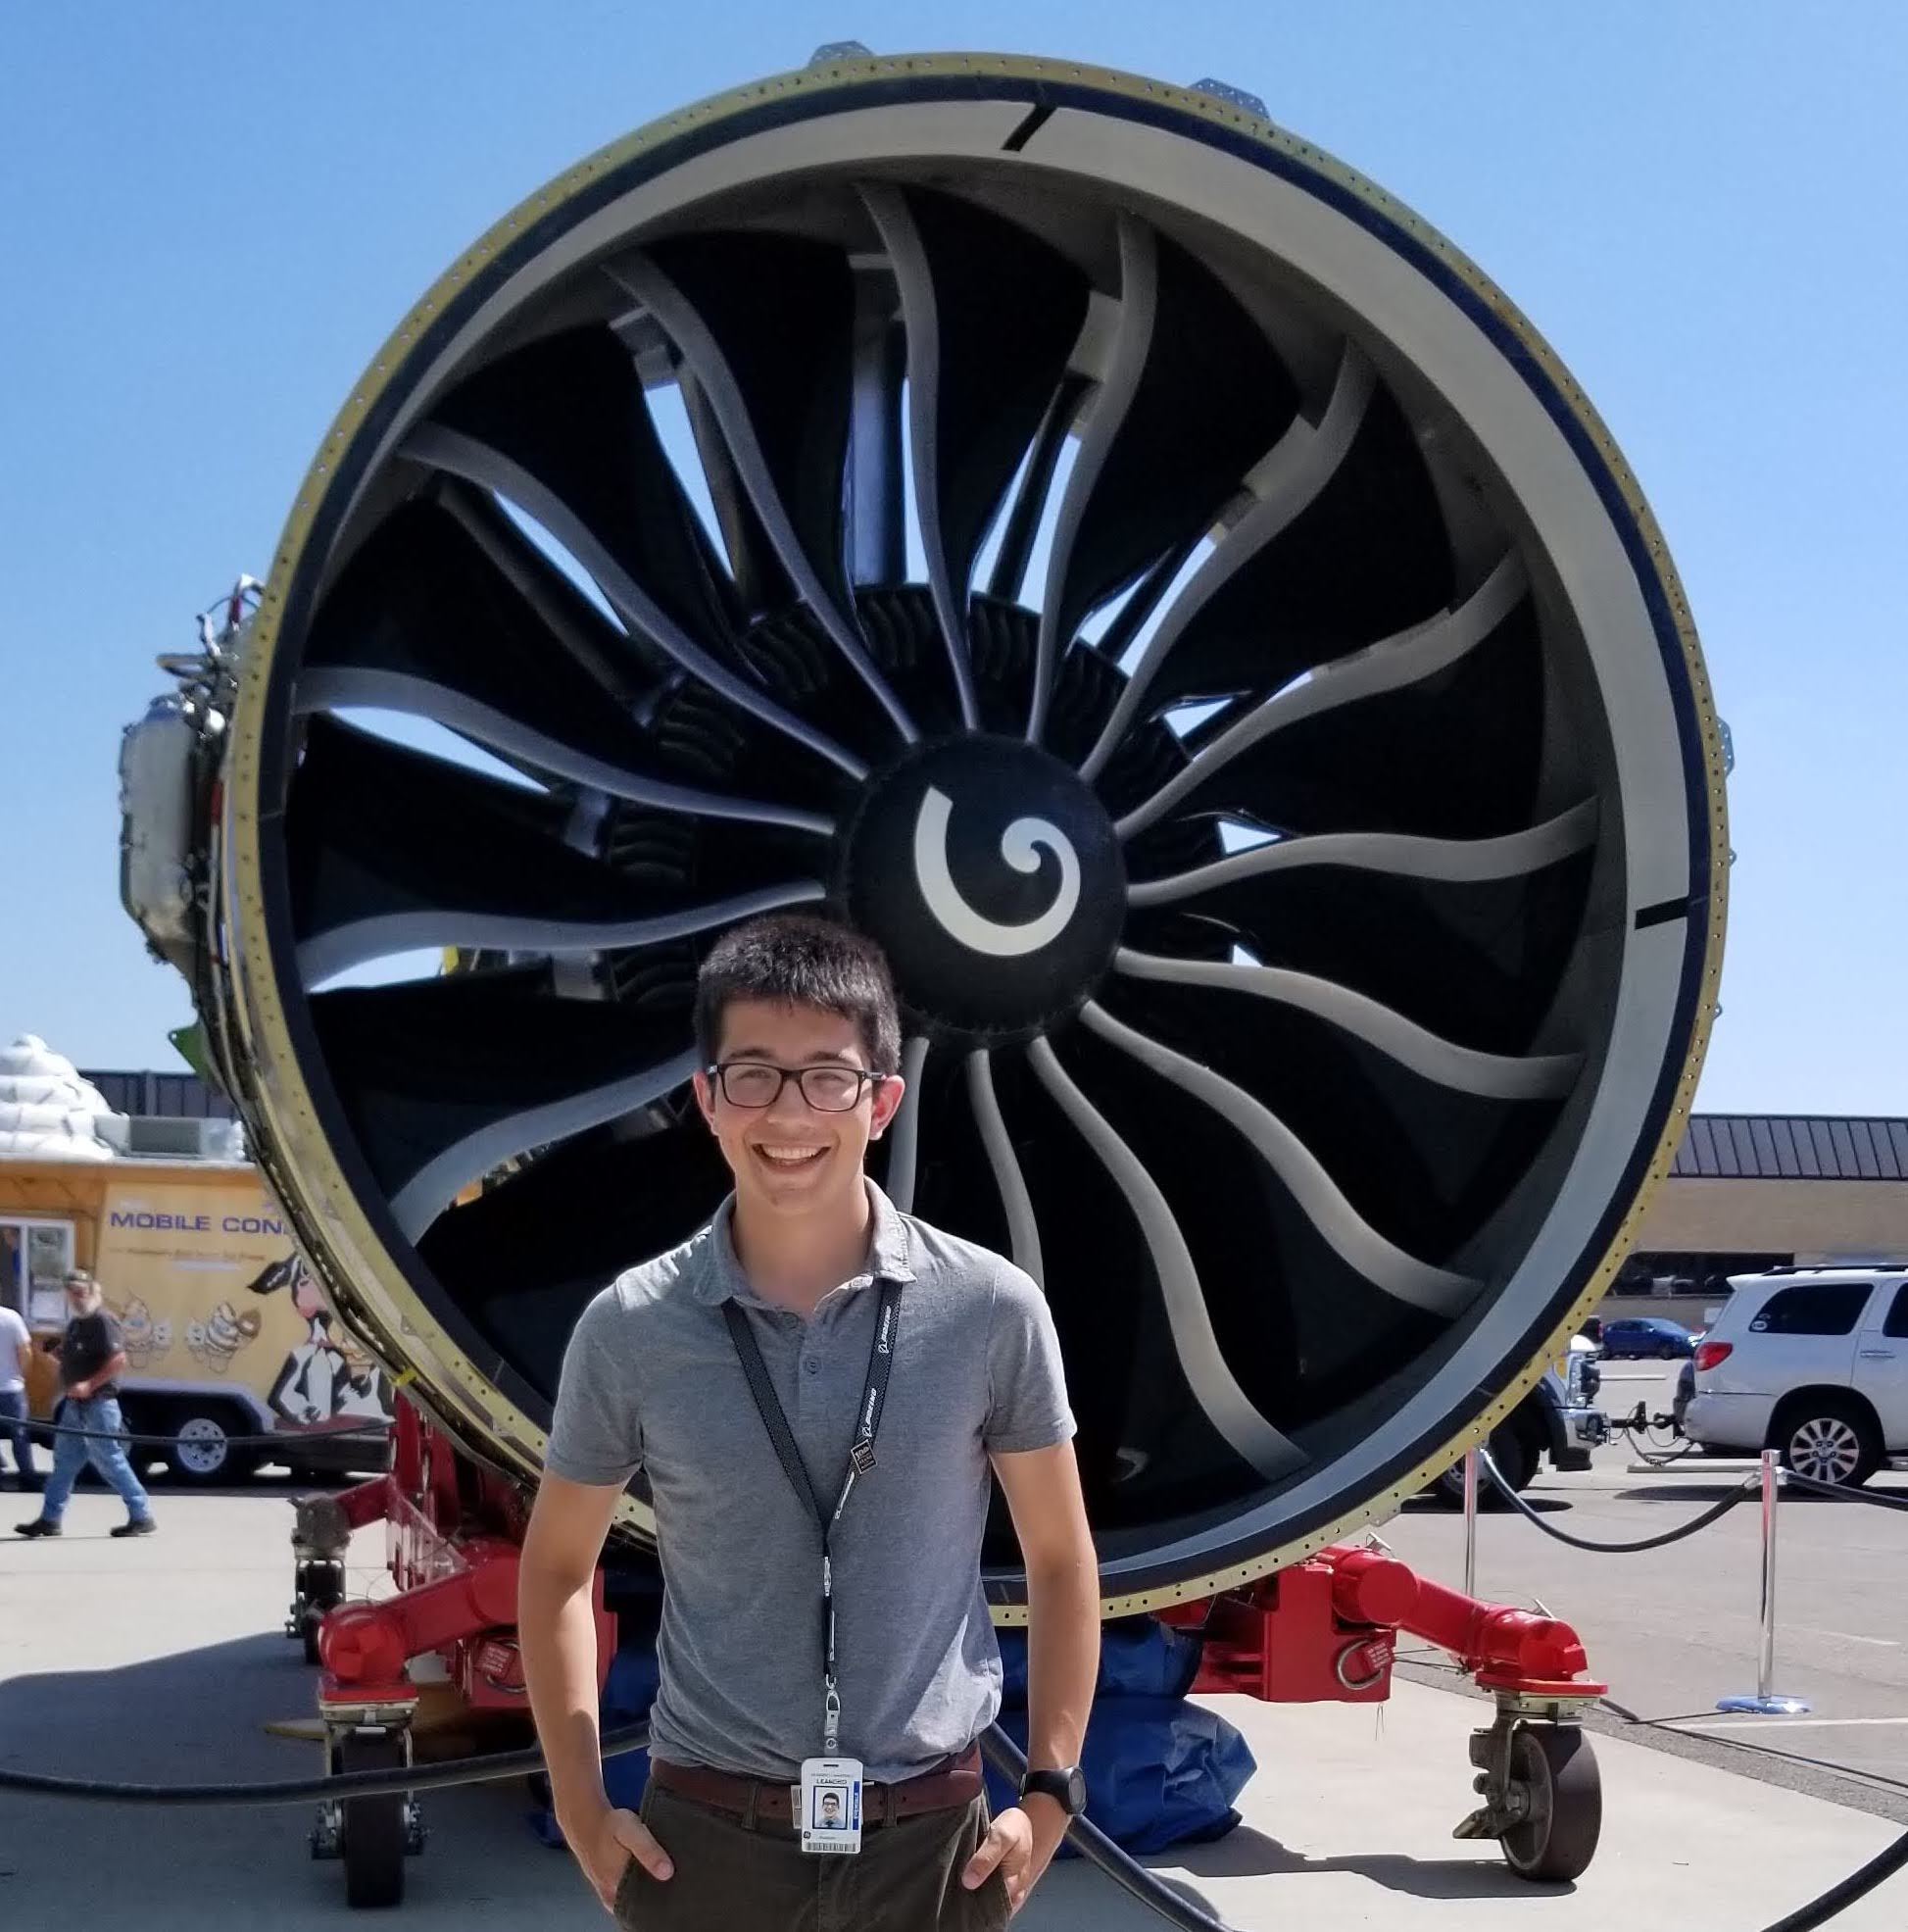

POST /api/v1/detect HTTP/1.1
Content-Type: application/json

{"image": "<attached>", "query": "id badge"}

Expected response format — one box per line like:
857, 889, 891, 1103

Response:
799, 1757, 863, 1856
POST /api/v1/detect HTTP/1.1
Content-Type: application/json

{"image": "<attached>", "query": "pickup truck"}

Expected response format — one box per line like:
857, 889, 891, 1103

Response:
1433, 1347, 1608, 1504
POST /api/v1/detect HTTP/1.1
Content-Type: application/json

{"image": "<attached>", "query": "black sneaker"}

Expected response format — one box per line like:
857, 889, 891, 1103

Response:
110, 1517, 158, 1538
16, 1517, 62, 1538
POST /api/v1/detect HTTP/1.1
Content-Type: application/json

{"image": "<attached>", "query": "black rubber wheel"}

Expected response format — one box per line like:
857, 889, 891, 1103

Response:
298, 1562, 345, 1663
1774, 1395, 1881, 1490
337, 1730, 409, 1908
1433, 1421, 1536, 1510
1499, 1725, 1601, 1882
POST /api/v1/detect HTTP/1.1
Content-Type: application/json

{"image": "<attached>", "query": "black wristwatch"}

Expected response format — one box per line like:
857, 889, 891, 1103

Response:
1019, 1764, 1088, 1816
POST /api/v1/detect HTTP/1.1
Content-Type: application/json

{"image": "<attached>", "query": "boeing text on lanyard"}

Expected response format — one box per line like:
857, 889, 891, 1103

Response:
724, 1277, 902, 1856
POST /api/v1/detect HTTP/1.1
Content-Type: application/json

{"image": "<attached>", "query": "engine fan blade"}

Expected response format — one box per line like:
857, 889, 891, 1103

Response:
1028, 220, 1301, 740
295, 499, 849, 815
862, 184, 1092, 726
286, 715, 828, 985
1118, 563, 1543, 843
608, 233, 918, 744
308, 967, 699, 1240
1081, 373, 1453, 775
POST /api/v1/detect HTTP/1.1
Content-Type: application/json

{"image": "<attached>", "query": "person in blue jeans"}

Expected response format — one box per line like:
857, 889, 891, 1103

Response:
0, 1299, 38, 1489
16, 1269, 156, 1539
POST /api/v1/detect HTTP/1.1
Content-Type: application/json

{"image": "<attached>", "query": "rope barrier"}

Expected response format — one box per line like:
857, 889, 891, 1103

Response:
1480, 1450, 1760, 1551
1780, 1469, 1908, 1513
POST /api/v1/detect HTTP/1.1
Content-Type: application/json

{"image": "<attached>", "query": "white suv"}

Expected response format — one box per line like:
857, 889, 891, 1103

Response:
1683, 1268, 1908, 1487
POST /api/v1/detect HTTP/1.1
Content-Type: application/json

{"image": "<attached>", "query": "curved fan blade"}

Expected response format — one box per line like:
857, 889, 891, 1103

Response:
287, 716, 828, 985
1127, 843, 1596, 1064
297, 499, 850, 811
1079, 1000, 1479, 1313
1098, 953, 1573, 1262
1026, 1037, 1306, 1481
402, 440, 864, 782
985, 373, 1091, 605
308, 966, 698, 1240
862, 184, 1092, 728
1117, 557, 1535, 842
1080, 346, 1374, 778
881, 1036, 931, 1212
1127, 801, 1600, 903
607, 236, 919, 744
1113, 949, 1578, 1101
677, 370, 797, 618
1028, 218, 1302, 740
428, 327, 740, 660
966, 1050, 1044, 1288
418, 1119, 729, 1398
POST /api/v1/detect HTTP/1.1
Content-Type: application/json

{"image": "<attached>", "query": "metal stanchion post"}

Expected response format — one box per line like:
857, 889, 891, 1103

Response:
1462, 1446, 1480, 1600
1717, 1449, 1810, 1715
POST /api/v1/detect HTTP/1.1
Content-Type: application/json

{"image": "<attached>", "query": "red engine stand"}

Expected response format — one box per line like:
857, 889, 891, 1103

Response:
289, 1394, 615, 1727
1157, 1542, 1608, 1882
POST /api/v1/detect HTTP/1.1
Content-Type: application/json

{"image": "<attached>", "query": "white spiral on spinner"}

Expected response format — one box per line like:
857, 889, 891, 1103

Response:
911, 786, 1082, 959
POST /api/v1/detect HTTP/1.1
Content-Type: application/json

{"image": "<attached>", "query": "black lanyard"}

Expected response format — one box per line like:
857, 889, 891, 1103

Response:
724, 1278, 902, 1757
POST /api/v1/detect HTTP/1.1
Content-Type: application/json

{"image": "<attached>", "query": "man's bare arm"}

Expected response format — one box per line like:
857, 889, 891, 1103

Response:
520, 1473, 674, 1907
963, 1440, 1100, 1912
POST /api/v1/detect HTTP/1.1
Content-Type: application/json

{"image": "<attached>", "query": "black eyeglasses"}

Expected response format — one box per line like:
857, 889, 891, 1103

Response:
706, 1062, 887, 1113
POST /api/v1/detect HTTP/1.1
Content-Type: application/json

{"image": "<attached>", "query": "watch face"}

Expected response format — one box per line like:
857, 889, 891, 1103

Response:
1028, 1766, 1087, 1814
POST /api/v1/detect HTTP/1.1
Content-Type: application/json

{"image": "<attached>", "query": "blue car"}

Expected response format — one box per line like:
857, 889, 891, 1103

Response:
1599, 1315, 1695, 1360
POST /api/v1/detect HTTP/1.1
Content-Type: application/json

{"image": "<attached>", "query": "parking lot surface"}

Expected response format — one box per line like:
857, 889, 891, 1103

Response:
1379, 1363, 1908, 1803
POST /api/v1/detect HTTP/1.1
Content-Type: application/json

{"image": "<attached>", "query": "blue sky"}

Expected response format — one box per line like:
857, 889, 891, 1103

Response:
2, 3, 1903, 1113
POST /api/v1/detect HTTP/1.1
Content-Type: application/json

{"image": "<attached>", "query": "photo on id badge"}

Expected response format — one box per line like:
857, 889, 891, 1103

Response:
801, 1759, 862, 1855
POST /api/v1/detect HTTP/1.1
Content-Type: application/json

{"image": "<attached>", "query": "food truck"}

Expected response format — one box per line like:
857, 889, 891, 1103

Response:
1, 1156, 389, 1481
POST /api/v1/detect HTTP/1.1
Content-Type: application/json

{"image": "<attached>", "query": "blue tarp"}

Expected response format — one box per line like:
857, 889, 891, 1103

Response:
988, 1624, 1252, 1855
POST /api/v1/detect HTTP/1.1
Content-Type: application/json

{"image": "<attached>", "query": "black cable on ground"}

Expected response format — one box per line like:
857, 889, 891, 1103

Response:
1600, 1695, 1908, 1803
980, 1723, 1239, 1932
1781, 1469, 1908, 1512
0, 1723, 649, 1805
23, 1415, 387, 1449
1762, 1826, 1908, 1932
1482, 1451, 1758, 1551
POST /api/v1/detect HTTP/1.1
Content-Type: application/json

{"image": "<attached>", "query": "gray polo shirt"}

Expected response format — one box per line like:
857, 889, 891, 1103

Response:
545, 1182, 1075, 1784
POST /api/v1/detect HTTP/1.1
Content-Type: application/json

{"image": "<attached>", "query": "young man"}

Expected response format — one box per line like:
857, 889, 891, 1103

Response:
521, 916, 1100, 1927
16, 1270, 157, 1538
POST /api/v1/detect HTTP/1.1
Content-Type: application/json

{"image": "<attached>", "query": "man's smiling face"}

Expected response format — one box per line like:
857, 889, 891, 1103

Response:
693, 997, 904, 1219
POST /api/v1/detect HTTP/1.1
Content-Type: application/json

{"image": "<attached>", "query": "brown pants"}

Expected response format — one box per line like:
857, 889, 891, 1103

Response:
613, 1777, 1011, 1931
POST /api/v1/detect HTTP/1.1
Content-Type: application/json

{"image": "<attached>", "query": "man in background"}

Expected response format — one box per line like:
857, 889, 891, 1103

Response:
15, 1269, 157, 1538
0, 1297, 36, 1490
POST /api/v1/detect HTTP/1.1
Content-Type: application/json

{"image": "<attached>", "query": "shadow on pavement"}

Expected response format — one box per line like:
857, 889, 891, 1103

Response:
1175, 1824, 1565, 1901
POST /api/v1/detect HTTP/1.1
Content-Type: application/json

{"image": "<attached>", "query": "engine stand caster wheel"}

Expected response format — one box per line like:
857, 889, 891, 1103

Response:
1456, 1715, 1601, 1882
334, 1729, 415, 1908
1499, 1724, 1601, 1881
288, 1559, 346, 1662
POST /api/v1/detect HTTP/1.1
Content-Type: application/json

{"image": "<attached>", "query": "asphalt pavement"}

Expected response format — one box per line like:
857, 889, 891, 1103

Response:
1376, 1362, 1908, 1808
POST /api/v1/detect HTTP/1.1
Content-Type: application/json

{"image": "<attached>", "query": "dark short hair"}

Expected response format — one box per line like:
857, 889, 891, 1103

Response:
695, 916, 902, 1072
